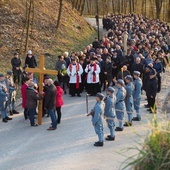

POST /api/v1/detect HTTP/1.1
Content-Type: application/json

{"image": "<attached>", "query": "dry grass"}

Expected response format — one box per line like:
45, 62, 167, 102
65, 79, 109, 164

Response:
0, 0, 96, 74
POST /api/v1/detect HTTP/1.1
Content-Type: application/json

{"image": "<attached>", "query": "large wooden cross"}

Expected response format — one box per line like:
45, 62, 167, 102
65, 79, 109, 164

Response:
26, 55, 58, 125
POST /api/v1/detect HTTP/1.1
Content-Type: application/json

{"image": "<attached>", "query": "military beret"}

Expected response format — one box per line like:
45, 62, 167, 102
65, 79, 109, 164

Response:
0, 73, 4, 77
107, 87, 115, 93
96, 92, 104, 100
133, 71, 140, 76
125, 75, 133, 81
117, 79, 125, 86
7, 70, 13, 75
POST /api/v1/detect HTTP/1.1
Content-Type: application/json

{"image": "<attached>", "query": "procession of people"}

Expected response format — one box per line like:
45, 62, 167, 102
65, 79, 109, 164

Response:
0, 14, 169, 145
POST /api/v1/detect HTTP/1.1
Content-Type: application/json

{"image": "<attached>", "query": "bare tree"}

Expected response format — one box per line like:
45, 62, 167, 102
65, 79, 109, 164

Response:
112, 0, 115, 14
25, 0, 33, 53
80, 0, 86, 16
56, 0, 63, 32
155, 0, 163, 19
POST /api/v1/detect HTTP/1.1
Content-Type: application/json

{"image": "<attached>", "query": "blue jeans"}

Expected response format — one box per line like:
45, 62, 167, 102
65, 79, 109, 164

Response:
8, 98, 15, 111
29, 108, 36, 126
48, 109, 57, 128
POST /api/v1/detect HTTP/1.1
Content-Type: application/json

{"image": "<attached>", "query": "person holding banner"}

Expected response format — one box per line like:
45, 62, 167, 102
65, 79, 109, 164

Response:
67, 57, 83, 97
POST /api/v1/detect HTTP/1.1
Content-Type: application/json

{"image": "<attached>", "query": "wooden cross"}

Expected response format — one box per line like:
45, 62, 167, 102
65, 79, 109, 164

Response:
26, 55, 58, 125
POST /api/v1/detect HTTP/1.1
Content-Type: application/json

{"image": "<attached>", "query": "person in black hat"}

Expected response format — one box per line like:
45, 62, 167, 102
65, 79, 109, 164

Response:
11, 52, 22, 85
89, 92, 105, 146
146, 69, 157, 113
143, 65, 152, 108
85, 57, 101, 96
104, 87, 116, 141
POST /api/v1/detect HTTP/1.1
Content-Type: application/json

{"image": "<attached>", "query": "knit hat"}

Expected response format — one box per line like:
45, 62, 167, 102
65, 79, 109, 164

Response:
107, 87, 115, 93
96, 93, 104, 100
27, 50, 32, 55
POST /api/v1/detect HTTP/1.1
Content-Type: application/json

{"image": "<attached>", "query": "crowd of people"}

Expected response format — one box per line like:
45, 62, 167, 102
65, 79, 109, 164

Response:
0, 13, 170, 144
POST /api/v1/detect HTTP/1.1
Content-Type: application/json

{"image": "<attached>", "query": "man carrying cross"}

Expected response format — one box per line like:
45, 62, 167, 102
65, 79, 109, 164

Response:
26, 55, 58, 125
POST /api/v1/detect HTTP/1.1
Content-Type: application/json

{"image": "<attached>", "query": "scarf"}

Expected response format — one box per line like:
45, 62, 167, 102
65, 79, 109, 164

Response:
69, 63, 80, 89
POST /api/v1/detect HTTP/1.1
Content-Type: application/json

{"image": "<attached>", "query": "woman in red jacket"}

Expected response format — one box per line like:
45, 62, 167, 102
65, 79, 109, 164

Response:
21, 77, 30, 122
54, 81, 64, 124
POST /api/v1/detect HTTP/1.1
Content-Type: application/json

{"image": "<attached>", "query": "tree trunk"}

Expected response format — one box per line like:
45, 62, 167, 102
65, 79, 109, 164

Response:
80, 0, 85, 15
30, 0, 34, 36
155, 0, 163, 19
112, 0, 115, 14
56, 0, 63, 32
25, 0, 33, 53
168, 0, 170, 22
132, 0, 135, 12
129, 0, 132, 13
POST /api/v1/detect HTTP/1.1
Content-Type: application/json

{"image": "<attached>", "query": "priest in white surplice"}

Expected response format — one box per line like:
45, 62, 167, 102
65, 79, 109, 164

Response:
85, 57, 101, 96
67, 57, 83, 97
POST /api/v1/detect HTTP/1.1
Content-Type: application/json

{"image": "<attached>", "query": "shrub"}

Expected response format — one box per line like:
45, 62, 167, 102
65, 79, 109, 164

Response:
123, 115, 170, 170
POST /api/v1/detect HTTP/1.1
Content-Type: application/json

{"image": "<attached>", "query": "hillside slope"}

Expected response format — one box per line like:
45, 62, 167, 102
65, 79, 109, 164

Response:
0, 0, 96, 72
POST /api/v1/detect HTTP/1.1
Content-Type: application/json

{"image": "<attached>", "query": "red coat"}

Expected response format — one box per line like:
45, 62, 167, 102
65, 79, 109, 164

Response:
21, 83, 28, 108
55, 86, 64, 107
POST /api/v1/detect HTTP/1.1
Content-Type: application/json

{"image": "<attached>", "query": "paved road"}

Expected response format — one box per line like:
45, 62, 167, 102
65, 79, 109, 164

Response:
85, 18, 108, 36
1, 70, 170, 170
0, 90, 152, 170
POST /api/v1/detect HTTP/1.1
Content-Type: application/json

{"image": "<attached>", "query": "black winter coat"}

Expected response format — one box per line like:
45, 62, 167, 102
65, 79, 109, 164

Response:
11, 57, 22, 76
146, 77, 158, 97
25, 55, 37, 68
44, 84, 56, 109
